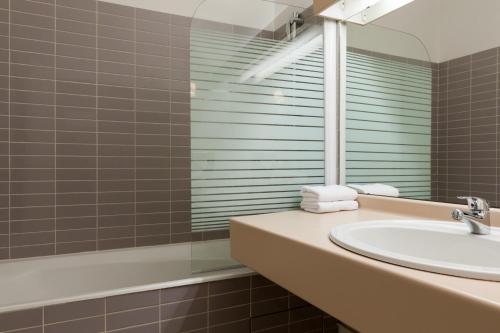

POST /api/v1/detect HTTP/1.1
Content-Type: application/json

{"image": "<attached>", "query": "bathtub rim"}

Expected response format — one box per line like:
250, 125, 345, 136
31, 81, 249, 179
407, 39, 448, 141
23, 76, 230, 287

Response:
1, 266, 253, 314
0, 240, 254, 314
0, 239, 226, 264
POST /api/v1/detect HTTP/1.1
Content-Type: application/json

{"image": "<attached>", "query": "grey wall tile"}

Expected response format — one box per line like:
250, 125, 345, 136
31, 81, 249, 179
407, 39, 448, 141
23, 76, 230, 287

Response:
44, 316, 104, 333
162, 284, 209, 303
210, 290, 250, 311
0, 276, 340, 333
210, 277, 250, 295
162, 298, 208, 320
57, 0, 96, 11
98, 1, 135, 17
209, 305, 250, 327
0, 0, 236, 260
209, 319, 249, 333
0, 308, 42, 332
44, 299, 104, 324
11, 11, 54, 29
57, 6, 96, 24
10, 243, 54, 258
432, 46, 499, 206
107, 307, 159, 331
107, 290, 160, 313
251, 311, 288, 332
161, 313, 207, 333
113, 324, 160, 333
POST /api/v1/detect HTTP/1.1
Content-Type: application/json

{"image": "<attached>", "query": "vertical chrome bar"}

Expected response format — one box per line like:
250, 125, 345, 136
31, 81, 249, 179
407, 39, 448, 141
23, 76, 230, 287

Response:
323, 19, 338, 185
338, 21, 347, 185
323, 19, 346, 185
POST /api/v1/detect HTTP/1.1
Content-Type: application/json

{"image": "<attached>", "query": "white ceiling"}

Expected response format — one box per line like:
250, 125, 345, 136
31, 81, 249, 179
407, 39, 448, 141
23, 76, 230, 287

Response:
262, 0, 313, 8
100, 0, 311, 29
102, 0, 499, 62
374, 0, 500, 62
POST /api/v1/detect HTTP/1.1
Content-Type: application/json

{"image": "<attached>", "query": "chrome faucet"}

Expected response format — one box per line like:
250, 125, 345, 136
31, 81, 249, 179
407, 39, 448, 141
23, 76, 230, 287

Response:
452, 196, 490, 235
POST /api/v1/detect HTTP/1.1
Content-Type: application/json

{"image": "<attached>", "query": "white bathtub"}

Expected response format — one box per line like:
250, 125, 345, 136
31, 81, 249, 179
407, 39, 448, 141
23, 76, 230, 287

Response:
0, 240, 252, 313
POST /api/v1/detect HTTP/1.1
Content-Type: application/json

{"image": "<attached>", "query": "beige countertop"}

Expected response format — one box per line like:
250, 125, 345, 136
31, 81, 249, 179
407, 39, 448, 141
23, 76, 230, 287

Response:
230, 195, 500, 333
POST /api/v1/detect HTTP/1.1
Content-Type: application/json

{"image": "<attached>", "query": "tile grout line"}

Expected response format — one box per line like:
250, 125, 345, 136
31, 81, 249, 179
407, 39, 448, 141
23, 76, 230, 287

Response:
7, 0, 11, 260
133, 5, 137, 249
469, 56, 471, 198
158, 289, 161, 332
495, 47, 499, 203
169, 16, 172, 244
434, 62, 438, 201
96, 0, 99, 253
250, 275, 254, 319
207, 281, 211, 329
445, 61, 449, 201
53, 0, 57, 256
104, 294, 107, 333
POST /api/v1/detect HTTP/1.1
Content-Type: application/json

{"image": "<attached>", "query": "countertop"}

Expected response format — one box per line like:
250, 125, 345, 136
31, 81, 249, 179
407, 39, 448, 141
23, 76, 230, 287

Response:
230, 195, 500, 333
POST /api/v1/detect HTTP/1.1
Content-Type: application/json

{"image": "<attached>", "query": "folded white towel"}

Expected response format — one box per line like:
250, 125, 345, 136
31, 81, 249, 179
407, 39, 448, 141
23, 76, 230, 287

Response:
300, 200, 359, 214
348, 183, 399, 197
301, 185, 358, 202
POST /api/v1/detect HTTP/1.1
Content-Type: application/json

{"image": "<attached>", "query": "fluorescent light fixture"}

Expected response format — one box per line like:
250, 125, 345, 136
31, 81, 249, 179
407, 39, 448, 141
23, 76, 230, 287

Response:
314, 0, 414, 25
240, 25, 323, 83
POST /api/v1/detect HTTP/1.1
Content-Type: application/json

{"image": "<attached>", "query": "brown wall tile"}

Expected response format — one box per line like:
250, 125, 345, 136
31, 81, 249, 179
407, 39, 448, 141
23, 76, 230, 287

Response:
162, 284, 208, 303
0, 0, 295, 260
44, 299, 104, 324
432, 47, 499, 207
107, 307, 159, 331
0, 0, 195, 260
0, 275, 340, 333
0, 308, 42, 332
107, 290, 160, 313
45, 316, 104, 333
161, 313, 207, 333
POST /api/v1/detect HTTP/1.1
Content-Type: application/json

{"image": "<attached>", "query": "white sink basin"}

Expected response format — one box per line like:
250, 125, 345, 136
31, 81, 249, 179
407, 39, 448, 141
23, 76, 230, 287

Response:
329, 220, 500, 281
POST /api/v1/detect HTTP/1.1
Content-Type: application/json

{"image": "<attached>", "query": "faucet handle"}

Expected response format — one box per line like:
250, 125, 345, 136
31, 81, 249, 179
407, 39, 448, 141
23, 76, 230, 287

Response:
457, 196, 489, 212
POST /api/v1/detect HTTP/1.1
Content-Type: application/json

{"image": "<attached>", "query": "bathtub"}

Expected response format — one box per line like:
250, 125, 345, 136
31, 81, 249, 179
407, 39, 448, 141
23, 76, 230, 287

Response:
0, 240, 252, 314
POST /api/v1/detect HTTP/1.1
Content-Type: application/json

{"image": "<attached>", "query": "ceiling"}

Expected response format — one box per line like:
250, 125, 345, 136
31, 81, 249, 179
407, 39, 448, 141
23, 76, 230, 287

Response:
101, 0, 311, 29
262, 0, 313, 8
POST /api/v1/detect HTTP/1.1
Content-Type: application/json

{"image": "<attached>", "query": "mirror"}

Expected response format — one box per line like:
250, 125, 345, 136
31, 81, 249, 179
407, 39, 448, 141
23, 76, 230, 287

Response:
345, 0, 499, 207
345, 22, 432, 201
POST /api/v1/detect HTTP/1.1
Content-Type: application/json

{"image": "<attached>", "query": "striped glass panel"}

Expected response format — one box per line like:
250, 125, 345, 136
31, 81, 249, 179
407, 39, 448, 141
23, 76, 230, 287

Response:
191, 29, 325, 232
345, 51, 432, 200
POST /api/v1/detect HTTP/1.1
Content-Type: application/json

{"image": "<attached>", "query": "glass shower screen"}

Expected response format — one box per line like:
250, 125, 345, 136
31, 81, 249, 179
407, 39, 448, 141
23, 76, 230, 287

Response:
344, 23, 432, 200
190, 0, 325, 272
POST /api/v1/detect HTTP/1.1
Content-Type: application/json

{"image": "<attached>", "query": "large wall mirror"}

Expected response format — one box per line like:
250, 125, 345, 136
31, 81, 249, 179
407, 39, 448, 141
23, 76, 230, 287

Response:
344, 0, 500, 207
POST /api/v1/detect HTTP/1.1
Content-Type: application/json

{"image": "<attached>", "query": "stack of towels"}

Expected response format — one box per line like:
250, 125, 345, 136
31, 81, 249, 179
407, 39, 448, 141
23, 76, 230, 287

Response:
348, 183, 399, 197
300, 185, 359, 214
300, 183, 400, 214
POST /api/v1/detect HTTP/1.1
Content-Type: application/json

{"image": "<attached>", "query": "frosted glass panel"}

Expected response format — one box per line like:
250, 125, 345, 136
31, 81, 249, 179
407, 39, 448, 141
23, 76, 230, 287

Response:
345, 24, 432, 200
190, 27, 325, 232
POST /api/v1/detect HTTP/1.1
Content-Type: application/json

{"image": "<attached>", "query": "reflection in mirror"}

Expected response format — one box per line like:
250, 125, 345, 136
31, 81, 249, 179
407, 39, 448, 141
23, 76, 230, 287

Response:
345, 23, 432, 200
345, 0, 500, 208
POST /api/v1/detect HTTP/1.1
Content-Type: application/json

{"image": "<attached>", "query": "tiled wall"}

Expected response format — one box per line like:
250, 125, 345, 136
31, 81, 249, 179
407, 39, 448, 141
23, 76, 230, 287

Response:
0, 0, 321, 260
0, 0, 192, 260
0, 275, 340, 333
431, 47, 499, 206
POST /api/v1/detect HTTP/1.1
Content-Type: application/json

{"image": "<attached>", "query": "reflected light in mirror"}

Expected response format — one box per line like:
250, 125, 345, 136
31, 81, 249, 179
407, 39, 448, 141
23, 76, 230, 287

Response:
314, 0, 414, 25
240, 25, 323, 82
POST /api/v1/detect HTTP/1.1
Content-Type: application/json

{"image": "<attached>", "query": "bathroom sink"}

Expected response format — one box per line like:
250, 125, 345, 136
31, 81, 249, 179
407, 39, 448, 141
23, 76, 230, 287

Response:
329, 220, 500, 281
